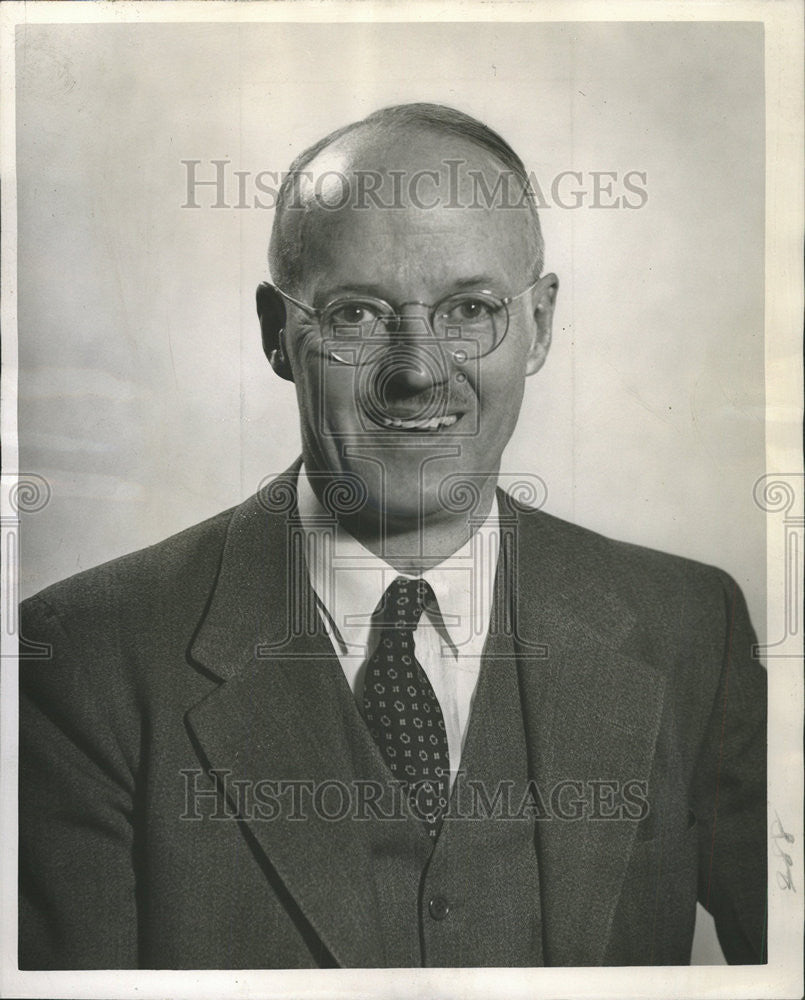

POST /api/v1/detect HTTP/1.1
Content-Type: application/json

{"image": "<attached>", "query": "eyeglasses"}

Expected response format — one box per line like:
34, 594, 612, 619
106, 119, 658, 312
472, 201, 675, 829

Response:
270, 275, 541, 366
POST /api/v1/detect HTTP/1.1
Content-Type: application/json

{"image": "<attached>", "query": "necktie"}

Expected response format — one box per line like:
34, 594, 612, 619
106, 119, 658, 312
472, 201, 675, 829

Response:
362, 576, 450, 838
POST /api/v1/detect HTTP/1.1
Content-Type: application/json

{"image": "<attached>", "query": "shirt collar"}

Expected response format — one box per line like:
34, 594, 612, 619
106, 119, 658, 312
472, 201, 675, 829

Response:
297, 466, 499, 658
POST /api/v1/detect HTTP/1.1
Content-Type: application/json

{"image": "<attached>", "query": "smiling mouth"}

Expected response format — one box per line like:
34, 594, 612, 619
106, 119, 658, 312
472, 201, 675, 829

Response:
377, 413, 460, 432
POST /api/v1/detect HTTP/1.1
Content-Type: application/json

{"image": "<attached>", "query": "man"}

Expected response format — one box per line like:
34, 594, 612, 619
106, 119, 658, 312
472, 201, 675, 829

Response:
19, 103, 766, 969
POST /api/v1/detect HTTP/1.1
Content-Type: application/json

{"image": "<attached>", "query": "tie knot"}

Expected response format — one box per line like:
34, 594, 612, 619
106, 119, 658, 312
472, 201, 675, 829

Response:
377, 576, 433, 629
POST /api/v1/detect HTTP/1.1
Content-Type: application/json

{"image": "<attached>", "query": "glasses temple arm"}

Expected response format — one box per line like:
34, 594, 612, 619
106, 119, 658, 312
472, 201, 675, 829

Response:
274, 286, 318, 317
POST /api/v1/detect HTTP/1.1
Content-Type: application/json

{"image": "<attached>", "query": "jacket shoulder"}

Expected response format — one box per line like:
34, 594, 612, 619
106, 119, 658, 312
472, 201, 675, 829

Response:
505, 494, 732, 586
501, 494, 745, 649
21, 506, 238, 641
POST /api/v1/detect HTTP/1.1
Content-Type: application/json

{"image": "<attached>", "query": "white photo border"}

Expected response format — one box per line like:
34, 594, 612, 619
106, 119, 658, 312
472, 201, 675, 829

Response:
1, 2, 802, 998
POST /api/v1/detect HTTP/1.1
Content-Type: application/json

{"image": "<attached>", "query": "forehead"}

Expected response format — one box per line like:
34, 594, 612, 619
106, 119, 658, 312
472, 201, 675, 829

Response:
294, 128, 535, 297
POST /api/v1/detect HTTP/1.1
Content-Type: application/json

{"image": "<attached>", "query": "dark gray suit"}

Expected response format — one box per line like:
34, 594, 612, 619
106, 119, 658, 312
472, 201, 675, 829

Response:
19, 466, 767, 968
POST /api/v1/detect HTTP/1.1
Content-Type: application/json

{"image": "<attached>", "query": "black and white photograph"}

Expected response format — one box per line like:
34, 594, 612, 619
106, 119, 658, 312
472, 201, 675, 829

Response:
1, 2, 802, 998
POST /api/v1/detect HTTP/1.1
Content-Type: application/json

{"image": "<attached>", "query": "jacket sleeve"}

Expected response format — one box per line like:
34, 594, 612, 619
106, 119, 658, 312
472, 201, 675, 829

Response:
692, 574, 767, 964
19, 594, 140, 969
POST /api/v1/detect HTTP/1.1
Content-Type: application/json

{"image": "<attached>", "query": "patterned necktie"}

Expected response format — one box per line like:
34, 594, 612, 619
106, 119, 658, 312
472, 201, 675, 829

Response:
362, 576, 450, 839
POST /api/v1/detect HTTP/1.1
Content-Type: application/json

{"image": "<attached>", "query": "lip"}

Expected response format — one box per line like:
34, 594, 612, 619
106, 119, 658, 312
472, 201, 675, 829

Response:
366, 411, 464, 432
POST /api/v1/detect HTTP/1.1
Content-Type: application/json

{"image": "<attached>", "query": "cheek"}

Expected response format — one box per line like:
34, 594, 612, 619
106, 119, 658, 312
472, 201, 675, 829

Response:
475, 358, 527, 428
486, 385, 526, 446
486, 330, 531, 401
292, 356, 360, 433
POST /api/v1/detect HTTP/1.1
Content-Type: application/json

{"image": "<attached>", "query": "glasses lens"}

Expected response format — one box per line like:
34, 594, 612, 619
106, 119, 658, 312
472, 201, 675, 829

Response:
434, 292, 507, 358
318, 292, 508, 365
322, 299, 393, 342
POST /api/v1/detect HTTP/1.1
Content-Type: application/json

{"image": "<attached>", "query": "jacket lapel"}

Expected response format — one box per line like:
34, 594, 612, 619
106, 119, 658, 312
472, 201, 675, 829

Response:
183, 473, 666, 968
501, 494, 667, 966
185, 467, 384, 968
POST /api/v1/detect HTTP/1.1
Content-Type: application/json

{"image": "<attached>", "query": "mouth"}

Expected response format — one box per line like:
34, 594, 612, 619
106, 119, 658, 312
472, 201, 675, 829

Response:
376, 413, 461, 432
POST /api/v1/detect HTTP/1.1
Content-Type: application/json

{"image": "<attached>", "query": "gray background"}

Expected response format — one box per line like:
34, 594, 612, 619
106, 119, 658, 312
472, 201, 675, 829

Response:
15, 20, 766, 964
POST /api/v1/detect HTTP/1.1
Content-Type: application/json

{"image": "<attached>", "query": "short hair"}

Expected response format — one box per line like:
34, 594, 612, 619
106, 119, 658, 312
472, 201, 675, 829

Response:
268, 102, 544, 291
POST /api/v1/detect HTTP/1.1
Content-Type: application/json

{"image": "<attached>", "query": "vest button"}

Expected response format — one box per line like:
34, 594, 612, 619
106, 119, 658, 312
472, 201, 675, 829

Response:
428, 896, 450, 921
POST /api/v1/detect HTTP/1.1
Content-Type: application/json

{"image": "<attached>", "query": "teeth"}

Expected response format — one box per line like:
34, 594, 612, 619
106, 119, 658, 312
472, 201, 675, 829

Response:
381, 414, 459, 430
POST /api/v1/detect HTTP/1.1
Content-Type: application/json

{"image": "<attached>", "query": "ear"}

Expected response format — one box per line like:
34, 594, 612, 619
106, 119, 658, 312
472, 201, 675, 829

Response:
525, 272, 558, 376
256, 282, 294, 382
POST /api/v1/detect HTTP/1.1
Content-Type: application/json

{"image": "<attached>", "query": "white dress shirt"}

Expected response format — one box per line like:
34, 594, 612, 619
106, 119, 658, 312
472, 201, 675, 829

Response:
297, 467, 500, 786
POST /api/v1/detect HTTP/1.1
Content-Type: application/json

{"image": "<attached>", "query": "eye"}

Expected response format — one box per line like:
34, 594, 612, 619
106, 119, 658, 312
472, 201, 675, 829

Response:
442, 295, 496, 324
327, 300, 384, 329
335, 305, 368, 324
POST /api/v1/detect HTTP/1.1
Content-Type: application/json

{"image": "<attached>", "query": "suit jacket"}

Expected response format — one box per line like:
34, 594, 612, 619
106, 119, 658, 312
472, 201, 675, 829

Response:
18, 465, 767, 968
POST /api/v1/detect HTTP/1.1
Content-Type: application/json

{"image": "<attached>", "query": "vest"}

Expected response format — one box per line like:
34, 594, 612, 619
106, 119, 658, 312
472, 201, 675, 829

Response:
333, 591, 545, 967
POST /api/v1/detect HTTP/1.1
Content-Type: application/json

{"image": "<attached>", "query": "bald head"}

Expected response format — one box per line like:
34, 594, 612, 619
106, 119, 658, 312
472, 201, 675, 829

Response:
268, 103, 544, 294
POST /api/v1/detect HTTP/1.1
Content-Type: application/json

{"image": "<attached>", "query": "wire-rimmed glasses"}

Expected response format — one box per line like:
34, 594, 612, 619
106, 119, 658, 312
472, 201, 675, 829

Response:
270, 276, 541, 366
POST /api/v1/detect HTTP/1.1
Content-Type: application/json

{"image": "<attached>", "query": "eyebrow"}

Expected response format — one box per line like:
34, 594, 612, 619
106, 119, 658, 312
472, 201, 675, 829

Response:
315, 275, 503, 305
450, 275, 500, 290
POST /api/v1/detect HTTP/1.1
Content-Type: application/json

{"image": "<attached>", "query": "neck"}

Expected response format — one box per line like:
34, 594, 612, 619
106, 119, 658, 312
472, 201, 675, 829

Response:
344, 496, 496, 574
302, 463, 498, 574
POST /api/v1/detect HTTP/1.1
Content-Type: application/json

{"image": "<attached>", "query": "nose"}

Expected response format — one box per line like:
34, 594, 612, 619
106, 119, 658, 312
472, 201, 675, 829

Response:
381, 311, 447, 397
382, 354, 438, 396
